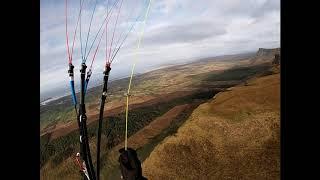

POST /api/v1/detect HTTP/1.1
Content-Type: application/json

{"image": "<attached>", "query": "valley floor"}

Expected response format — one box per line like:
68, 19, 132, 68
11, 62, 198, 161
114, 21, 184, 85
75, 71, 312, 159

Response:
40, 48, 280, 180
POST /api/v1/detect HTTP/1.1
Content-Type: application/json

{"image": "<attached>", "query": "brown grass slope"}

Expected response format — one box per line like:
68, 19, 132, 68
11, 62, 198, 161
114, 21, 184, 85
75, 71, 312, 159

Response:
40, 104, 195, 180
142, 73, 280, 180
124, 104, 191, 149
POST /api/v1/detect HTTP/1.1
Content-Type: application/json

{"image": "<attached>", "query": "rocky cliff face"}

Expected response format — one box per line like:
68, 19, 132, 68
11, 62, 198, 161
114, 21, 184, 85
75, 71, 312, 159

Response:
250, 47, 280, 65
256, 48, 280, 57
272, 53, 280, 65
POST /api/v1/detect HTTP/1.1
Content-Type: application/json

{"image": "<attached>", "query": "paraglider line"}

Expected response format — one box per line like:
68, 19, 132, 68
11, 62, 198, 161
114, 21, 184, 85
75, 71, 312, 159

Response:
107, 0, 124, 65
84, 0, 98, 63
124, 0, 153, 151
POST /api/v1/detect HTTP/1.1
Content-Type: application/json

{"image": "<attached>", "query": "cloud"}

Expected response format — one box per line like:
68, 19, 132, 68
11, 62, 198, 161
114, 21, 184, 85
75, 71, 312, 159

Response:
142, 21, 227, 46
251, 0, 280, 18
40, 0, 280, 99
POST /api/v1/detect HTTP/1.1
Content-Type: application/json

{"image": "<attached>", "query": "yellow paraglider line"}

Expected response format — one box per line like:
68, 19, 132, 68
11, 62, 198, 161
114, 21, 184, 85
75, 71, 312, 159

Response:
124, 0, 153, 150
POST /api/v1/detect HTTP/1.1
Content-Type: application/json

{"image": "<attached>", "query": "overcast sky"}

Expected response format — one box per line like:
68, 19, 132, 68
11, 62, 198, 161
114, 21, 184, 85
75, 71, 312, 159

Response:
40, 0, 280, 100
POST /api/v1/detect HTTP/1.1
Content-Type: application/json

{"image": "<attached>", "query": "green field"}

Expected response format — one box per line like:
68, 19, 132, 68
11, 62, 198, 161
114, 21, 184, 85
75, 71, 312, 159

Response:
40, 90, 215, 174
189, 64, 272, 82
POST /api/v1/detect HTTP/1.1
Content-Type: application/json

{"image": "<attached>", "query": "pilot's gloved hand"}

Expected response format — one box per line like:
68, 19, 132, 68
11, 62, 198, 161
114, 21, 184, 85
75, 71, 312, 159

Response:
118, 147, 147, 180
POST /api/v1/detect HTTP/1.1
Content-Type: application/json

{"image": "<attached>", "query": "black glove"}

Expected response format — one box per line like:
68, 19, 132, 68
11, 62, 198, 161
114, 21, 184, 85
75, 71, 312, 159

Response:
118, 147, 147, 180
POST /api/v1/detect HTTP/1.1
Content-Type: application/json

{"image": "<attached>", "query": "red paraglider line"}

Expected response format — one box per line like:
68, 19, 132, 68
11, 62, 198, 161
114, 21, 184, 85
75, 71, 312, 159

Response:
106, 0, 109, 65
109, 4, 144, 63
84, 0, 121, 61
65, 0, 71, 64
89, 27, 106, 70
70, 0, 84, 62
87, 0, 117, 71
107, 0, 124, 65
65, 0, 84, 64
